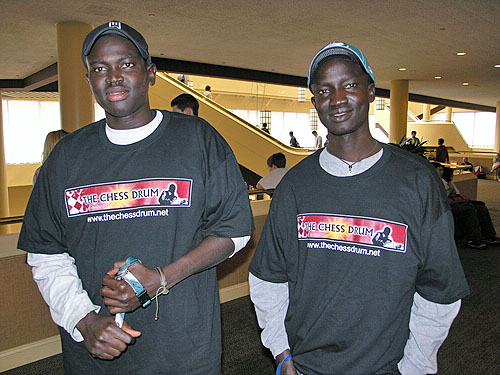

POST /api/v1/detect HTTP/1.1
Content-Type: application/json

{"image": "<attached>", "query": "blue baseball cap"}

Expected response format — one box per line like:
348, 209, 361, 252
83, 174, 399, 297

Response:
307, 41, 375, 90
82, 21, 151, 71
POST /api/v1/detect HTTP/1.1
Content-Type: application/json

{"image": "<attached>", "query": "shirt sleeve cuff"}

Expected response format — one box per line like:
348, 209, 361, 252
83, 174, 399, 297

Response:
229, 235, 251, 257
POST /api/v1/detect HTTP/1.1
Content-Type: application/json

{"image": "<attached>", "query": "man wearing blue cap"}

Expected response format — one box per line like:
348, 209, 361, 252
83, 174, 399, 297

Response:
18, 21, 253, 374
249, 42, 469, 374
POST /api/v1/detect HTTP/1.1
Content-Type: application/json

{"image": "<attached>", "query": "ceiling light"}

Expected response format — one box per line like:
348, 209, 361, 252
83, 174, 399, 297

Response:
434, 76, 442, 79
462, 82, 469, 86
398, 67, 406, 71
456, 52, 466, 56
495, 64, 500, 68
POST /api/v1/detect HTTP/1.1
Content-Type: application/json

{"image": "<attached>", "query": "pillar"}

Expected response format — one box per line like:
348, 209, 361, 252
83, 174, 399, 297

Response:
495, 101, 500, 152
389, 80, 409, 143
445, 107, 453, 123
423, 104, 431, 122
56, 22, 94, 132
0, 91, 11, 234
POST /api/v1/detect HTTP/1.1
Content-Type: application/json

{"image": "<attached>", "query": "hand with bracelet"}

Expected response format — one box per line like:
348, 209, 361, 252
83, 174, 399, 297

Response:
276, 349, 297, 375
102, 260, 166, 314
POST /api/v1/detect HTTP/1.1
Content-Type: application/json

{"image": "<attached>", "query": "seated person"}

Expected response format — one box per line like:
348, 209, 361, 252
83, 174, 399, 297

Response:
439, 165, 500, 249
256, 152, 289, 190
171, 93, 199, 116
460, 157, 474, 172
492, 151, 500, 173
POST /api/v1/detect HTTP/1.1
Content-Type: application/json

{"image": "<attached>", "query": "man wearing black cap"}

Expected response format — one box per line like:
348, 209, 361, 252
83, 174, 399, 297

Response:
18, 21, 253, 374
249, 42, 469, 374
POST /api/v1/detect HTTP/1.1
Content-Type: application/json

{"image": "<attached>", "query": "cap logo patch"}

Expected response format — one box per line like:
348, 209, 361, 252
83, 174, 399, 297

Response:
109, 21, 121, 29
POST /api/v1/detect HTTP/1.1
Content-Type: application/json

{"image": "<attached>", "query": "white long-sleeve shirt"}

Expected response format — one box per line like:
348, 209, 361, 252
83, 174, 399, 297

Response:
27, 110, 250, 341
249, 147, 462, 375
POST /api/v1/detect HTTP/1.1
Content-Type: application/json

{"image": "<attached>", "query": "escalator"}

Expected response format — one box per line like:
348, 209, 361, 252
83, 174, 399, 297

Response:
149, 73, 313, 180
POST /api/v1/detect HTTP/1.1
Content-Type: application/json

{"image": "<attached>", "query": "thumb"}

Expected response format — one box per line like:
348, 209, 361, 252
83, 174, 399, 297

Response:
122, 321, 141, 337
107, 260, 126, 276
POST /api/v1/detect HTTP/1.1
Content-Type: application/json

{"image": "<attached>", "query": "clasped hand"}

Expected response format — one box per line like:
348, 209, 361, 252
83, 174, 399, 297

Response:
76, 260, 159, 359
101, 260, 159, 314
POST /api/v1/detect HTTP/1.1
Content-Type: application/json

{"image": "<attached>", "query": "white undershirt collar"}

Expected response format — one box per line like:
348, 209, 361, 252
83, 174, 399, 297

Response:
319, 146, 383, 177
105, 110, 163, 145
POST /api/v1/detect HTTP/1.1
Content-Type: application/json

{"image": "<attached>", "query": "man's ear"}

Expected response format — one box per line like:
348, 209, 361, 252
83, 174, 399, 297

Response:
184, 108, 194, 116
85, 73, 90, 85
148, 63, 157, 86
311, 96, 316, 108
368, 82, 376, 103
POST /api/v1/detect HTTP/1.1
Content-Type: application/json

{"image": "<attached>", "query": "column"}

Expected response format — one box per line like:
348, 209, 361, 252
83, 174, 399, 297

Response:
56, 22, 94, 132
495, 101, 500, 151
0, 91, 11, 234
445, 107, 453, 122
389, 80, 409, 143
423, 104, 431, 121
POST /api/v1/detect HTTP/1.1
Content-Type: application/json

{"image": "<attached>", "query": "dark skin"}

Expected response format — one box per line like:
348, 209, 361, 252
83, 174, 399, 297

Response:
275, 57, 379, 374
78, 34, 236, 360
85, 34, 157, 130
311, 56, 379, 162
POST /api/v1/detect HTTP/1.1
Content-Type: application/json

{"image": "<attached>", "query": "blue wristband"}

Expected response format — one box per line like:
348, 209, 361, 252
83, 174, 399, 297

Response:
276, 354, 292, 375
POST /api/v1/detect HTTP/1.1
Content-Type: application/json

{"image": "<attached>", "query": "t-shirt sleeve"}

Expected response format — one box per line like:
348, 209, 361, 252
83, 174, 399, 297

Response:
200, 134, 254, 239
18, 144, 68, 255
249, 179, 296, 283
414, 170, 470, 304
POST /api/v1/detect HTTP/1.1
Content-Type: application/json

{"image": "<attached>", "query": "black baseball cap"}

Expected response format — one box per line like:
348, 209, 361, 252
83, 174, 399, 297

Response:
81, 21, 151, 70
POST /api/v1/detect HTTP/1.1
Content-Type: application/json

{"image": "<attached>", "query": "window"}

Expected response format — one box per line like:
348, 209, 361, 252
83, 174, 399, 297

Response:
309, 108, 319, 130
259, 110, 271, 128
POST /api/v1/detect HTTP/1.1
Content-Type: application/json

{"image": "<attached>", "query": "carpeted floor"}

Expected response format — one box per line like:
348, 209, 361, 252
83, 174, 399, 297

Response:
3, 179, 499, 375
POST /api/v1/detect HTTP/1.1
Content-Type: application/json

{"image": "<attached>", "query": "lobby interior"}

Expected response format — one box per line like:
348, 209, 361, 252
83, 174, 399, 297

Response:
1, 1, 500, 373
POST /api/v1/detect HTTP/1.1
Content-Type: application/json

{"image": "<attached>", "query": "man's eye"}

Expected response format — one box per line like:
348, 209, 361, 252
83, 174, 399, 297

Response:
92, 67, 105, 73
318, 89, 329, 95
122, 62, 135, 68
345, 83, 358, 89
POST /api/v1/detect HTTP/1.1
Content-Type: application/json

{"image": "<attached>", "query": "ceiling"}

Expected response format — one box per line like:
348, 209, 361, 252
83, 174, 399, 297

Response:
1, 0, 500, 109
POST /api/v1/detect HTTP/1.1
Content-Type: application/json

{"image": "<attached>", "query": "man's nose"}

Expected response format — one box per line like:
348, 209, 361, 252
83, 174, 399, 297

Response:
106, 68, 123, 85
329, 89, 347, 106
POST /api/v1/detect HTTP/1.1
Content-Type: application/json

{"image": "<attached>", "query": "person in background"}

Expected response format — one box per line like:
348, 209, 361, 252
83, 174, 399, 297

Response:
312, 130, 322, 148
203, 85, 213, 99
491, 151, 500, 173
289, 131, 299, 147
33, 129, 68, 184
435, 138, 450, 163
171, 93, 199, 116
404, 130, 420, 146
176, 73, 189, 85
256, 152, 289, 190
18, 21, 253, 374
460, 157, 474, 172
441, 166, 500, 249
250, 41, 469, 375
261, 122, 270, 134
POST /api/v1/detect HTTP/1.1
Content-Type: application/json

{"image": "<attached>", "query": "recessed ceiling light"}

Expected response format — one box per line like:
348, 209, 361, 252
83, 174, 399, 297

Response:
434, 76, 442, 79
462, 82, 469, 86
398, 67, 406, 71
456, 52, 466, 56
495, 64, 500, 68
149, 13, 155, 17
